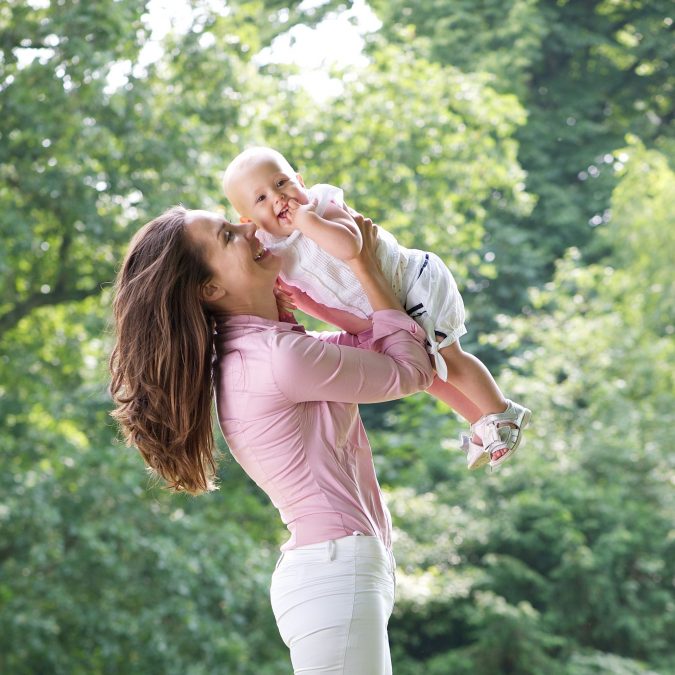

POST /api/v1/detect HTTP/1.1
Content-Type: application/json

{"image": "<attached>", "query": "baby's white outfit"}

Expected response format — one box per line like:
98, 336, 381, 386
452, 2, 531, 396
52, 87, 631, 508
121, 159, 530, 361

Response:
258, 183, 467, 380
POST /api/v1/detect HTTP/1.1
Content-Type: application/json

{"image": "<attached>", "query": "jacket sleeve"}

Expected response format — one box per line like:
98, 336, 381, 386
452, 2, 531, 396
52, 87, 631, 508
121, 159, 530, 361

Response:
271, 310, 434, 404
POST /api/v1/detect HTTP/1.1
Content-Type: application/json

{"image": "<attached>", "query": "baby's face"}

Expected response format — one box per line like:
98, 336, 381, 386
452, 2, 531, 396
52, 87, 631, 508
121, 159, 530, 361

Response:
227, 155, 308, 238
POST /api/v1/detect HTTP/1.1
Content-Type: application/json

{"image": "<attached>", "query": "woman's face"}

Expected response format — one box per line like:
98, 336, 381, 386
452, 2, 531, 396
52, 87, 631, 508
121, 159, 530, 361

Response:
184, 209, 281, 309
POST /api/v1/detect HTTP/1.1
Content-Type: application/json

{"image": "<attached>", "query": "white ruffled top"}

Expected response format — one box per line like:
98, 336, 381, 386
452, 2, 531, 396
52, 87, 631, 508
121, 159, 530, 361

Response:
257, 183, 408, 320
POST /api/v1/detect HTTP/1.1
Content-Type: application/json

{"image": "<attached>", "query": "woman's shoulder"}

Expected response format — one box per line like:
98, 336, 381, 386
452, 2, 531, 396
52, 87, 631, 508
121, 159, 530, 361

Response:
218, 319, 314, 357
216, 323, 313, 399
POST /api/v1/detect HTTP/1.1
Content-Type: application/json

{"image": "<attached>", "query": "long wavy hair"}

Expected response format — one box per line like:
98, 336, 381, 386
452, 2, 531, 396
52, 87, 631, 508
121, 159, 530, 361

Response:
109, 205, 219, 494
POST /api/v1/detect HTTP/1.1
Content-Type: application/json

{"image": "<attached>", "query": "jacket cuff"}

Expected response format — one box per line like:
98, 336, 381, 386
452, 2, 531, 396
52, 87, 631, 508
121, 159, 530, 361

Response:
357, 309, 426, 349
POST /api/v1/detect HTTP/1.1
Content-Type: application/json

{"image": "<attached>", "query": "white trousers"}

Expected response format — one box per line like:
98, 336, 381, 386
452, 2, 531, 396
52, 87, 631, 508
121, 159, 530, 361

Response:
270, 534, 396, 674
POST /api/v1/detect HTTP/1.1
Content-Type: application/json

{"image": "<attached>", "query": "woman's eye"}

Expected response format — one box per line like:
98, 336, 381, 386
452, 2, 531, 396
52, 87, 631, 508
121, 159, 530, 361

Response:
227, 231, 233, 243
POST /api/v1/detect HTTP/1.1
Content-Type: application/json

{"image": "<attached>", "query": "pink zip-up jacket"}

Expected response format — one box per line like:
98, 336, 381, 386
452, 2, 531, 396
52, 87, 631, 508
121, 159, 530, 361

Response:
213, 309, 434, 551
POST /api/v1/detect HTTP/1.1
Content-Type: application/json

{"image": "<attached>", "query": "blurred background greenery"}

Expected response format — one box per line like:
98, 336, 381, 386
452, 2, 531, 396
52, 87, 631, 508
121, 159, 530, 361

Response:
1, 1, 673, 673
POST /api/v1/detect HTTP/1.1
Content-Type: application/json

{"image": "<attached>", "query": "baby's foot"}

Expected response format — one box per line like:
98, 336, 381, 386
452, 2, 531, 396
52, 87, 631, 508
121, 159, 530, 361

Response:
459, 433, 490, 470
461, 400, 532, 470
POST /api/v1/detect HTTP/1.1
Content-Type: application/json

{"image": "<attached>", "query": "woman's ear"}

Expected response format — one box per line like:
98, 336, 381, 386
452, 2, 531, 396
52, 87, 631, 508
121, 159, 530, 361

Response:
200, 281, 226, 303
240, 216, 253, 224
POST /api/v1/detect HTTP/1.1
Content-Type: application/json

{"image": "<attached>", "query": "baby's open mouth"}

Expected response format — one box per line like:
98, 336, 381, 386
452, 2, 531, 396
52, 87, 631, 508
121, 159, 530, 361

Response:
278, 207, 289, 220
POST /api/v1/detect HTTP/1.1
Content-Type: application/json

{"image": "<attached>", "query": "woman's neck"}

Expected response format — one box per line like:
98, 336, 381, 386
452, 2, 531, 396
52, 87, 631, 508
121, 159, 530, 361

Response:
214, 292, 280, 322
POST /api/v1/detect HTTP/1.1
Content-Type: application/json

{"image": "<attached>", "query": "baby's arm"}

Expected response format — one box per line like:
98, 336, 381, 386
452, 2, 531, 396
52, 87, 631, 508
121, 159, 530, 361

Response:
286, 198, 363, 260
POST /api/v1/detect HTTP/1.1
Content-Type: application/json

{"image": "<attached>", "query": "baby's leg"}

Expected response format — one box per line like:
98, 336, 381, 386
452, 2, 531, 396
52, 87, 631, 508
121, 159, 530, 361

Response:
439, 339, 507, 417
426, 376, 483, 424
427, 347, 511, 463
439, 340, 516, 463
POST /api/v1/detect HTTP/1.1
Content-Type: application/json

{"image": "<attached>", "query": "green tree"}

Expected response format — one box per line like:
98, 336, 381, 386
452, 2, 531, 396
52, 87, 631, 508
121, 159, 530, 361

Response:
241, 39, 535, 373
368, 139, 674, 674
3, 1, 672, 672
0, 0, 351, 338
0, 1, 355, 672
367, 0, 674, 315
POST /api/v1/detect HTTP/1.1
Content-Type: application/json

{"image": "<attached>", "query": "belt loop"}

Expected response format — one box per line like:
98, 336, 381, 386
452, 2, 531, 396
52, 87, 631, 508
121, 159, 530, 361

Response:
274, 552, 285, 571
388, 548, 396, 574
327, 539, 336, 561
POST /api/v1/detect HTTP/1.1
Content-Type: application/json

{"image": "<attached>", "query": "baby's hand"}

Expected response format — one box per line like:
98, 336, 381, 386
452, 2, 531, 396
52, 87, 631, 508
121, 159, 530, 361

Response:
274, 282, 297, 321
286, 197, 318, 231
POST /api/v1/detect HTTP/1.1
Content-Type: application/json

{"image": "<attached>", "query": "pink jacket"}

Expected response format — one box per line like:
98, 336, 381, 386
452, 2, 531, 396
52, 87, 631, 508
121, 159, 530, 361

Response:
214, 309, 434, 551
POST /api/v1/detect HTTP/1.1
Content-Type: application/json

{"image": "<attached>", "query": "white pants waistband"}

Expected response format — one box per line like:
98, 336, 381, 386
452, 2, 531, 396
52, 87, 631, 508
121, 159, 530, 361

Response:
278, 533, 395, 573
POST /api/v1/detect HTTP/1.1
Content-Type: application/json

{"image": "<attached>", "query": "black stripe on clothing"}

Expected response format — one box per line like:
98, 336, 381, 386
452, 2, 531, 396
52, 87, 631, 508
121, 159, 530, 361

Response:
416, 253, 430, 280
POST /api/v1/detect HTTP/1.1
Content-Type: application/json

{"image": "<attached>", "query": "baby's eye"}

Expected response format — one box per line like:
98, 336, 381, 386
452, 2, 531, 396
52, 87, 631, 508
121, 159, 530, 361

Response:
255, 195, 265, 203
277, 179, 287, 187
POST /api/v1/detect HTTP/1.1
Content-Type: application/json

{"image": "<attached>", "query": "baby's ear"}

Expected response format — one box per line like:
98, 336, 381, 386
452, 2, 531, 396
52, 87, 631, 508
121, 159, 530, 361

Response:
296, 173, 305, 188
240, 216, 253, 224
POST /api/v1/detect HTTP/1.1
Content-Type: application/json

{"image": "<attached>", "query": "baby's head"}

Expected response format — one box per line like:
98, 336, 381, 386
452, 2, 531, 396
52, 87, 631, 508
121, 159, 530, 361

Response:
222, 146, 308, 237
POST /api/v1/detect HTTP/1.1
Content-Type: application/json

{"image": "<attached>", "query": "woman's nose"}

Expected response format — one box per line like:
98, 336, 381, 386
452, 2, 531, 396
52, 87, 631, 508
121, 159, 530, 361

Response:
241, 221, 257, 238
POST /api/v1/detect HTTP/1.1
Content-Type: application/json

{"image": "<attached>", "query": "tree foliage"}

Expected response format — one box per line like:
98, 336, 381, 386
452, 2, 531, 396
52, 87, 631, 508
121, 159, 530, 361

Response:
1, 0, 673, 673
370, 139, 675, 673
368, 0, 674, 314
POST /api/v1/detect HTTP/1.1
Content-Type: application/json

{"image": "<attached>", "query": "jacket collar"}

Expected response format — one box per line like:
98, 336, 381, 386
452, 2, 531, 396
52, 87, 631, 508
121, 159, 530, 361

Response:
213, 312, 305, 336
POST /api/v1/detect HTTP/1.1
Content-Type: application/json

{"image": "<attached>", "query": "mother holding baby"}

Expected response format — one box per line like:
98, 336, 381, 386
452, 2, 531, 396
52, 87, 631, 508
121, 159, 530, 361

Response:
109, 195, 434, 672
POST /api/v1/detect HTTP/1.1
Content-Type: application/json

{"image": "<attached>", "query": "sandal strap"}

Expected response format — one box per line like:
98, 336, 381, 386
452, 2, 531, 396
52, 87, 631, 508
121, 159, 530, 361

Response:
478, 401, 527, 427
471, 401, 531, 450
460, 433, 491, 470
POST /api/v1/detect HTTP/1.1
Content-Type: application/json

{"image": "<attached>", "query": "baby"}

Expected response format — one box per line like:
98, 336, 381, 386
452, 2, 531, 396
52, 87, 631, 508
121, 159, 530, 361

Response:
222, 146, 531, 469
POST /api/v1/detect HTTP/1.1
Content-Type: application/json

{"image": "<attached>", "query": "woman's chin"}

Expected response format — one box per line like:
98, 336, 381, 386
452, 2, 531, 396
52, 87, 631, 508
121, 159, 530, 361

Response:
254, 247, 271, 263
257, 248, 283, 274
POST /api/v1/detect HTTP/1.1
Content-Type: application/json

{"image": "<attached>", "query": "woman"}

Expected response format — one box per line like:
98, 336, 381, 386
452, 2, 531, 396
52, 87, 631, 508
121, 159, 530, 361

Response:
109, 205, 434, 674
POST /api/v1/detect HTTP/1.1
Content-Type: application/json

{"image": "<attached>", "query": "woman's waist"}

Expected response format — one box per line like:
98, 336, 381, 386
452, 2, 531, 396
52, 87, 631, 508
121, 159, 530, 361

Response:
280, 532, 395, 572
281, 510, 391, 551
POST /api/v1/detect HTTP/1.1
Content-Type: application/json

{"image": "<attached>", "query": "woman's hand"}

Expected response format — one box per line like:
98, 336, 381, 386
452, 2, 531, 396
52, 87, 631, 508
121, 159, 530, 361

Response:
345, 212, 379, 272
344, 211, 404, 313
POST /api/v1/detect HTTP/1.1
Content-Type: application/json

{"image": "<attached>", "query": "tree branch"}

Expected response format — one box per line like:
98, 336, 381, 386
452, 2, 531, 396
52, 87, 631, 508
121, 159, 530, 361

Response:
0, 285, 104, 338
53, 231, 73, 293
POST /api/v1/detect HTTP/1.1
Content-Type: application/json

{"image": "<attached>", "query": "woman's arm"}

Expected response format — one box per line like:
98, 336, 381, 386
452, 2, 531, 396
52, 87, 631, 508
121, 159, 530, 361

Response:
271, 312, 433, 404
344, 216, 402, 312
271, 215, 433, 404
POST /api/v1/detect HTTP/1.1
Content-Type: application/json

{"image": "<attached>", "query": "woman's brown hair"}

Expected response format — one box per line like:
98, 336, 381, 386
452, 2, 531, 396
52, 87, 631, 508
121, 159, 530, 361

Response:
109, 206, 219, 494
